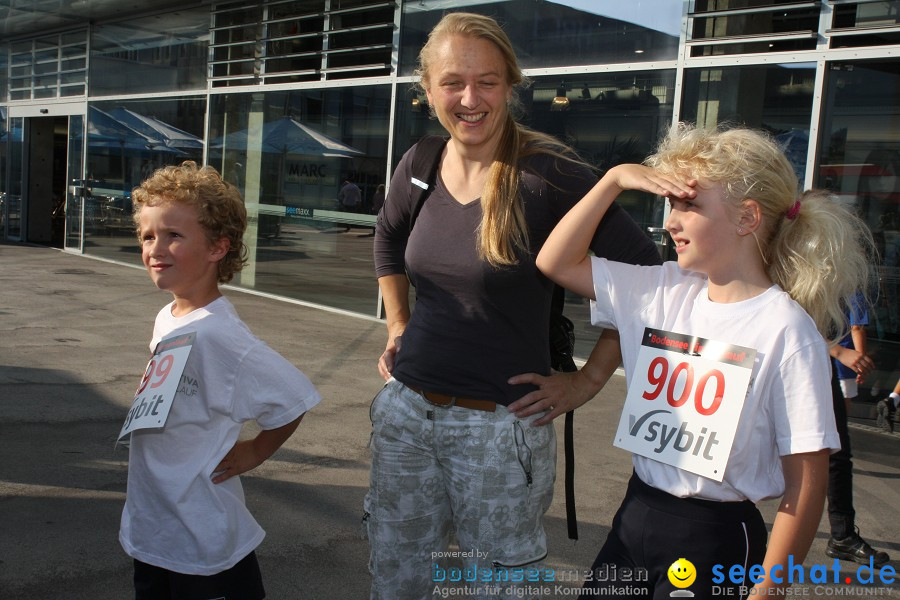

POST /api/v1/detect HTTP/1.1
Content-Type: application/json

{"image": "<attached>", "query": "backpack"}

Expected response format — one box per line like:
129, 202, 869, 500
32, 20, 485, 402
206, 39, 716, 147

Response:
406, 135, 580, 540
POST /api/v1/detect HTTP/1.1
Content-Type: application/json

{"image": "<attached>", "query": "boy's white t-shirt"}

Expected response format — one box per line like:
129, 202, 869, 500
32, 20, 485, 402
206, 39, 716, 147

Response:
590, 259, 838, 503
119, 296, 321, 575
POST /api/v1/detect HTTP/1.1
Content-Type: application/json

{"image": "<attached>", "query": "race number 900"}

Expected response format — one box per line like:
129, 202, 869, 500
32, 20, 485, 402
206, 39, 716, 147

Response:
135, 354, 175, 395
641, 356, 725, 416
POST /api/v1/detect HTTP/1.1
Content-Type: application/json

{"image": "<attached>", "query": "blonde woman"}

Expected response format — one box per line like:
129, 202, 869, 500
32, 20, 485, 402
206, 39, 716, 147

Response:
370, 12, 661, 600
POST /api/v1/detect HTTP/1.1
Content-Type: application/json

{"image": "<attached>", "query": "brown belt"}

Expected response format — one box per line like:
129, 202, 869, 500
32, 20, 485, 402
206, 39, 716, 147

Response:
408, 386, 496, 412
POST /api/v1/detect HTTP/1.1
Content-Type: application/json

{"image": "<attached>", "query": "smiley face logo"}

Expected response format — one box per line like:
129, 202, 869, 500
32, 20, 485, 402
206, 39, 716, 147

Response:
667, 558, 696, 589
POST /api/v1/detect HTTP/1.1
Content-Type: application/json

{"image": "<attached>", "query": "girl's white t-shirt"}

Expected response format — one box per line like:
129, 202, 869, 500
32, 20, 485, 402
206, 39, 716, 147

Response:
119, 296, 321, 575
590, 259, 838, 502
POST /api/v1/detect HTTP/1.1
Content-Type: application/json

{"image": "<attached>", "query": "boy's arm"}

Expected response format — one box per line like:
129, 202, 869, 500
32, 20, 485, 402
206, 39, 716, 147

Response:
211, 414, 305, 484
536, 164, 696, 298
751, 449, 829, 597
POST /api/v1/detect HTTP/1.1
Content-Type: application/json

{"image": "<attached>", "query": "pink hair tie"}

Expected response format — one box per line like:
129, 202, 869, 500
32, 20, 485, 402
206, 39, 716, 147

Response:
786, 199, 801, 220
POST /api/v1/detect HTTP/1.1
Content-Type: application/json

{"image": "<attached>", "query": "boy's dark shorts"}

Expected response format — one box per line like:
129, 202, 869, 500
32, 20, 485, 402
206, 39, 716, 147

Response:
133, 550, 265, 600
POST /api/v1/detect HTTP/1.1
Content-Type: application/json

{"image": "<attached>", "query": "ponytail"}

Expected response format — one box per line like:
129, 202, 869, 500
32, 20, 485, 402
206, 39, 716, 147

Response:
766, 190, 875, 343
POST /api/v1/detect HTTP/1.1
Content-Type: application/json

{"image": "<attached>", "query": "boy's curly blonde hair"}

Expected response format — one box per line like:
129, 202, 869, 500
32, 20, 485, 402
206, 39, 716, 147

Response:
132, 161, 248, 283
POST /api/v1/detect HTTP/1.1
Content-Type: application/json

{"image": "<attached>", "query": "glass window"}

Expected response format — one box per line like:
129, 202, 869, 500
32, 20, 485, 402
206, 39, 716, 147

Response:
399, 0, 680, 75
90, 8, 209, 96
0, 109, 6, 234
681, 63, 816, 183
833, 1, 900, 29
831, 0, 900, 48
0, 44, 8, 102
6, 32, 87, 100
816, 60, 900, 384
7, 117, 24, 239
208, 85, 391, 314
210, 1, 396, 87
82, 97, 206, 264
689, 1, 819, 57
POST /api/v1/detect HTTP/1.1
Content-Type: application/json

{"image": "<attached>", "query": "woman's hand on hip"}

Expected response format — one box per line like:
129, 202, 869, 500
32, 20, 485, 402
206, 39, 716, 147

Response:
378, 335, 402, 381
506, 370, 597, 426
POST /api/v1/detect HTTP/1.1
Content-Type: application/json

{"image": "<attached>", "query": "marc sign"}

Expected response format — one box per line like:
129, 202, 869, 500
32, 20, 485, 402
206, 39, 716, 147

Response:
614, 328, 757, 481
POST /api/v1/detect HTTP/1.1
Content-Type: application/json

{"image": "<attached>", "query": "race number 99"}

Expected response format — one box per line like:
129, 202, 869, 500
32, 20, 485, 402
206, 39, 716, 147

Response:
641, 356, 725, 416
135, 354, 175, 395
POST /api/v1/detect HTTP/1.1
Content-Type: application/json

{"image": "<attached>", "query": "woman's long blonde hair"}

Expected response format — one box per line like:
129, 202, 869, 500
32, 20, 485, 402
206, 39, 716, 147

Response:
647, 123, 876, 342
417, 12, 586, 267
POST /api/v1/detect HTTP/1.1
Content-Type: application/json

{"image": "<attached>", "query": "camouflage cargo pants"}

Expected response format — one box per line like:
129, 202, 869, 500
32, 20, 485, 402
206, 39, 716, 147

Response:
365, 379, 556, 600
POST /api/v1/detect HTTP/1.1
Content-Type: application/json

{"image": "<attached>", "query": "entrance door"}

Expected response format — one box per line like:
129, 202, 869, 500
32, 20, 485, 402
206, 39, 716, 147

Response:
7, 103, 86, 248
64, 115, 85, 251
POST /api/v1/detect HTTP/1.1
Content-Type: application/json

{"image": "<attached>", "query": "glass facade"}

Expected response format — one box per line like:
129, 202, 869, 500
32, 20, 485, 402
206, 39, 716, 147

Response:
1, 0, 899, 408
82, 97, 206, 262
6, 116, 23, 239
0, 108, 6, 235
9, 31, 87, 100
90, 8, 209, 96
207, 85, 391, 313
681, 63, 816, 182
64, 114, 84, 251
816, 59, 900, 378
399, 0, 681, 74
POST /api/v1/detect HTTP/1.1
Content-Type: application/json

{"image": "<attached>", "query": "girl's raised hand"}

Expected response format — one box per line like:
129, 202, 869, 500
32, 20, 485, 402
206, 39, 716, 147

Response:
606, 164, 697, 200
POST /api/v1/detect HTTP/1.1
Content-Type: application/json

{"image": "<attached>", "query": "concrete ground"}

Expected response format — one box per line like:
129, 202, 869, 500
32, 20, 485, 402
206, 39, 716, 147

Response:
0, 241, 897, 599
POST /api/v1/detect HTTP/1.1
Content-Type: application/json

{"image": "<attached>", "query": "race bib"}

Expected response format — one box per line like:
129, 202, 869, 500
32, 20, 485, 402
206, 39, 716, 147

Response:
117, 332, 195, 442
613, 328, 757, 481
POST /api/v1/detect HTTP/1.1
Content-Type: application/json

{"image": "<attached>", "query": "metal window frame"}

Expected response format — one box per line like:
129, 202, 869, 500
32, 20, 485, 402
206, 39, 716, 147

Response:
208, 0, 397, 86
4, 30, 88, 101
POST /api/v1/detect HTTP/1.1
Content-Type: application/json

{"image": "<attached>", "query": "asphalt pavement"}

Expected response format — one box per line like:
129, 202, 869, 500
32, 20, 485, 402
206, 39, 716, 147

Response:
1, 241, 897, 599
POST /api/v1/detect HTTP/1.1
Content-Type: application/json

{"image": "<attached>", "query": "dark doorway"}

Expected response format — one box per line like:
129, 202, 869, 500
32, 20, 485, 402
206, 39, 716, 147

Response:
26, 116, 68, 247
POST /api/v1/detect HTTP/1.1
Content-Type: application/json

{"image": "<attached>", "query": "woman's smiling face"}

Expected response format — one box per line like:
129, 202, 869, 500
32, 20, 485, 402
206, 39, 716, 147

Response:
423, 34, 511, 154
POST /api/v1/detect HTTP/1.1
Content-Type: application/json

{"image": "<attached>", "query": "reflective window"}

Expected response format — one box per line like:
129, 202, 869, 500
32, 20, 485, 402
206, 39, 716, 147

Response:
833, 0, 900, 29
681, 63, 816, 183
393, 69, 676, 358
7, 117, 23, 239
208, 85, 391, 313
0, 45, 8, 102
689, 1, 819, 56
65, 115, 85, 252
399, 0, 680, 75
0, 108, 6, 234
816, 60, 900, 378
8, 32, 87, 100
210, 0, 396, 87
831, 1, 900, 48
90, 8, 209, 96
82, 98, 206, 263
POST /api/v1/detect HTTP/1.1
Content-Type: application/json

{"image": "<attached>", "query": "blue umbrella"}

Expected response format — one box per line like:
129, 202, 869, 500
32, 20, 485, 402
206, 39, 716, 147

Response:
211, 116, 363, 158
108, 107, 203, 151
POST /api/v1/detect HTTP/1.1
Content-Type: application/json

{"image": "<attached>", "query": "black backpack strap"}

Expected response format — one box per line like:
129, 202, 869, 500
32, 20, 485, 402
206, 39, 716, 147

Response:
408, 135, 448, 232
550, 285, 579, 541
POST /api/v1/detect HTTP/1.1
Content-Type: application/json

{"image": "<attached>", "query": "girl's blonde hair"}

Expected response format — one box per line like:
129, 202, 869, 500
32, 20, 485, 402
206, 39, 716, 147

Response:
417, 12, 588, 266
132, 161, 248, 283
646, 123, 875, 342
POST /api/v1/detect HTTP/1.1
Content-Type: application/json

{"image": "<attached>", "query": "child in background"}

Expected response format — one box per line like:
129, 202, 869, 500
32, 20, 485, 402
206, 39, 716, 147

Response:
534, 124, 873, 599
119, 161, 321, 600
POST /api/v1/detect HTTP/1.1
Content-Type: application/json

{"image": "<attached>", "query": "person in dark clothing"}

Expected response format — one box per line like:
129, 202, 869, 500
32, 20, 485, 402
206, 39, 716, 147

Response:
367, 12, 661, 600
827, 336, 890, 567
